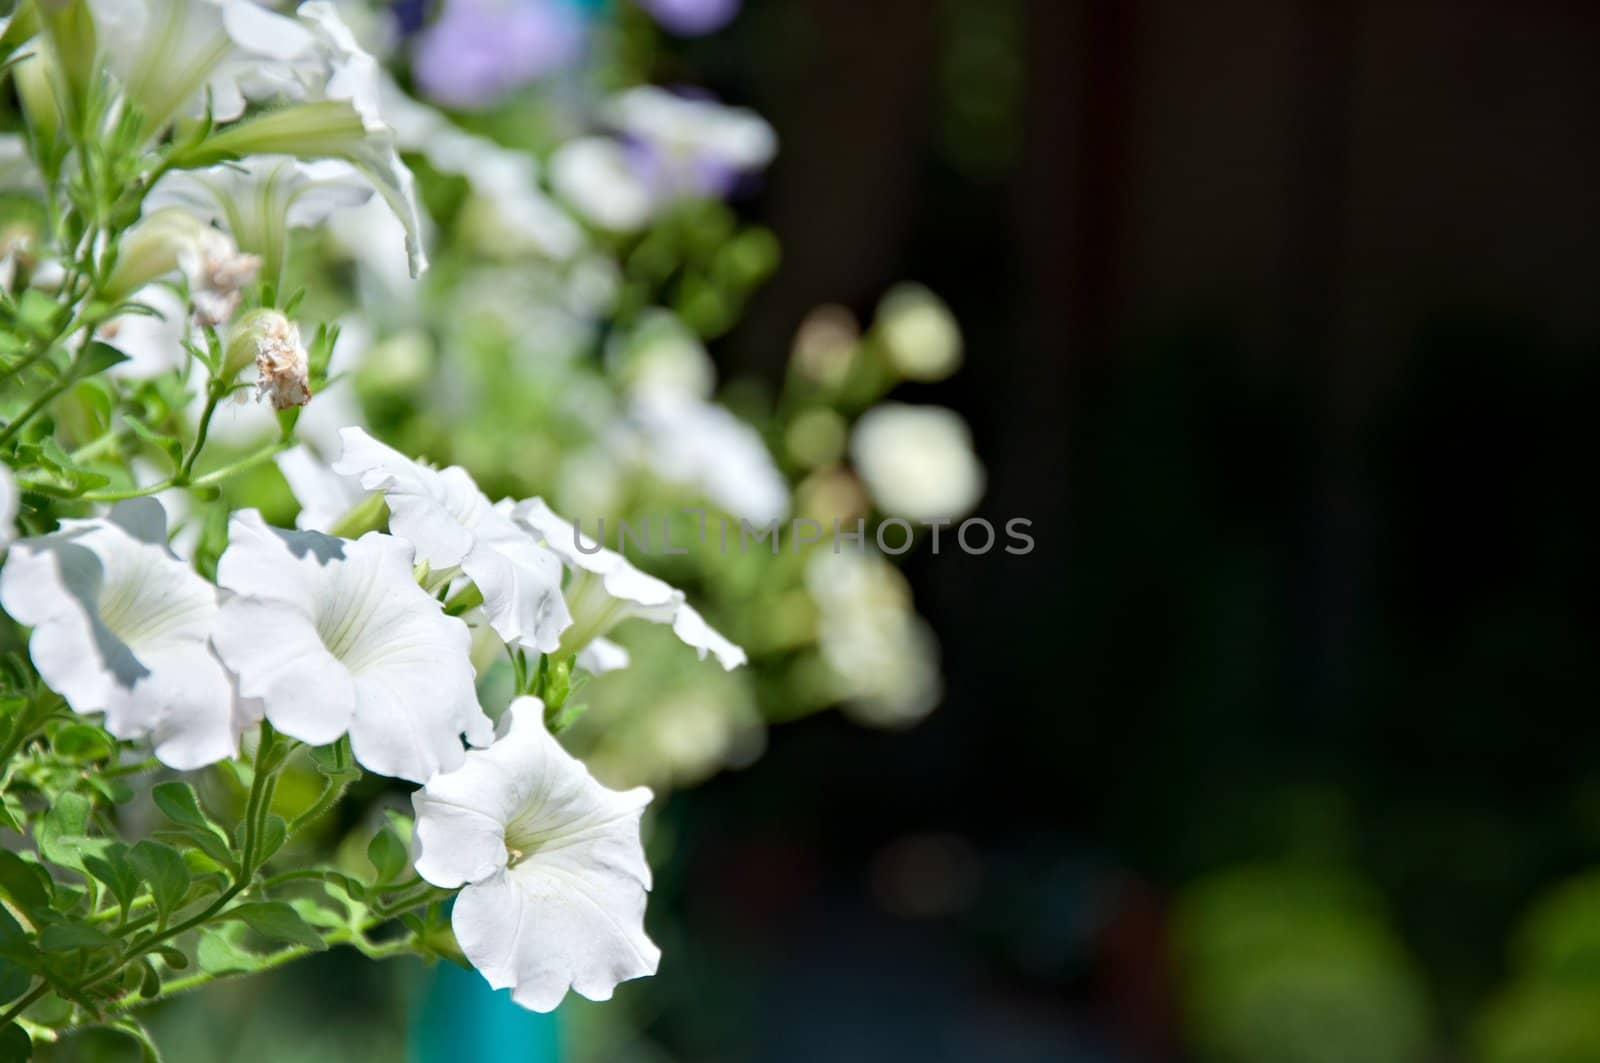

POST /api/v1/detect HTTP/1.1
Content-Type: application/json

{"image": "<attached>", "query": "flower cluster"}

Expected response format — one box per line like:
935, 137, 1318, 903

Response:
0, 0, 979, 1053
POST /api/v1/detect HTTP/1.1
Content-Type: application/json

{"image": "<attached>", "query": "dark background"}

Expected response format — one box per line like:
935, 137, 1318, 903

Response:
652, 2, 1600, 1059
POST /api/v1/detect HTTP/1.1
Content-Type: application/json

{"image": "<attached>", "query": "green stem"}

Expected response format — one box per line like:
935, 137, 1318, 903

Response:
80, 439, 290, 502
175, 383, 223, 484
0, 983, 48, 1026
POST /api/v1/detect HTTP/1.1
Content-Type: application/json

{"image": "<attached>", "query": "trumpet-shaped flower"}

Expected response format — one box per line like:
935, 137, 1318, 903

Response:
104, 209, 260, 325
512, 498, 745, 670
193, 3, 429, 276
212, 510, 491, 783
332, 428, 570, 654
87, 0, 314, 129
275, 445, 366, 532
0, 499, 247, 767
411, 697, 659, 1011
146, 157, 372, 288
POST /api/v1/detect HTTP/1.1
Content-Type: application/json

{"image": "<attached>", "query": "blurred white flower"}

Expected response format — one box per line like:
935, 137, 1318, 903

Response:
850, 403, 984, 523
96, 285, 190, 379
332, 428, 571, 654
513, 498, 745, 670
627, 393, 790, 526
378, 76, 584, 260
807, 550, 942, 728
606, 310, 716, 399
0, 499, 248, 767
549, 138, 655, 233
876, 283, 963, 382
411, 697, 659, 1012
212, 509, 491, 783
604, 86, 777, 199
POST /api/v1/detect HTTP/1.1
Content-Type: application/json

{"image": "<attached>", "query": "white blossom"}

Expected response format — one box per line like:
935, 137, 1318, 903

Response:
807, 549, 941, 728
146, 157, 371, 287
626, 392, 790, 526
549, 138, 655, 234
211, 509, 491, 783
875, 283, 962, 382
332, 428, 570, 654
411, 697, 659, 1011
512, 498, 745, 670
576, 637, 630, 676
850, 403, 985, 523
0, 499, 248, 767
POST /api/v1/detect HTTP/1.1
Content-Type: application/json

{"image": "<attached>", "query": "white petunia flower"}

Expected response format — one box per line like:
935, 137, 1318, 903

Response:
211, 509, 491, 783
0, 499, 248, 767
548, 138, 655, 234
87, 0, 317, 129
850, 403, 985, 523
331, 428, 570, 654
512, 498, 745, 670
146, 157, 371, 288
411, 697, 659, 1012
194, 2, 429, 276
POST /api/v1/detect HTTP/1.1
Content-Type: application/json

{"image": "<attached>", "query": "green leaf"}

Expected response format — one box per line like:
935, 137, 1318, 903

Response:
0, 852, 51, 913
54, 722, 114, 760
127, 841, 191, 920
39, 922, 117, 951
36, 791, 100, 870
227, 902, 324, 950
0, 959, 30, 1006
0, 1023, 30, 1063
255, 815, 287, 866
83, 845, 140, 915
155, 945, 188, 970
73, 340, 129, 380
195, 926, 264, 974
138, 960, 161, 999
366, 828, 407, 886
151, 782, 219, 835
159, 828, 233, 871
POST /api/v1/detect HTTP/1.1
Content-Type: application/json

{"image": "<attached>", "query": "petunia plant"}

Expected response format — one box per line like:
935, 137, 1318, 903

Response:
0, 1, 771, 1057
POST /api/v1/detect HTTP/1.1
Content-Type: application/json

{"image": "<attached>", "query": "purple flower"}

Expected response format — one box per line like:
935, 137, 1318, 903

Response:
637, 0, 742, 36
413, 0, 585, 110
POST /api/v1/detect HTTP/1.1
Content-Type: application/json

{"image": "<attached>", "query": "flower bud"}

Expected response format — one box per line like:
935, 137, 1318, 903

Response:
13, 48, 64, 158
875, 284, 962, 382
225, 310, 311, 410
36, 0, 95, 127
105, 210, 260, 326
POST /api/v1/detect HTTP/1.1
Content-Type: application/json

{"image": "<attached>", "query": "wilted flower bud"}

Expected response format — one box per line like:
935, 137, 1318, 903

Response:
105, 210, 260, 326
226, 310, 311, 411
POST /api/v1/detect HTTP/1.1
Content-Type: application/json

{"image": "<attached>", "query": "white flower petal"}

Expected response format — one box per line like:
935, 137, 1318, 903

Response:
412, 698, 658, 1011
0, 498, 241, 765
212, 509, 487, 781
0, 466, 15, 546
575, 637, 629, 675
333, 428, 570, 652
627, 392, 790, 525
514, 498, 744, 669
275, 445, 367, 532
